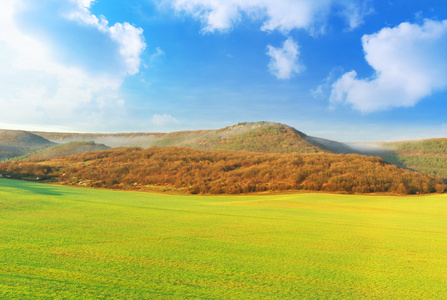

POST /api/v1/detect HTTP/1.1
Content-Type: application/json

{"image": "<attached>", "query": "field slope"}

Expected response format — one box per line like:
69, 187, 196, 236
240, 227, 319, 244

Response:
1, 179, 446, 299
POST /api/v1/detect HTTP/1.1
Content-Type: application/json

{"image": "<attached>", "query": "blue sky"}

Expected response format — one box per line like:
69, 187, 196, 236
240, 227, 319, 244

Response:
0, 0, 446, 142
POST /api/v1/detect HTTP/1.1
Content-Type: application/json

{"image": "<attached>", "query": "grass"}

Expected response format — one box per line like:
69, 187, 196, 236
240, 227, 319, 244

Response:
1, 179, 447, 299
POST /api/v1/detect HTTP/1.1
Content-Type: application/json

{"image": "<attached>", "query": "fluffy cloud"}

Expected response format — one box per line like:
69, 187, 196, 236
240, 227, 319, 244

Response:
169, 0, 369, 80
109, 23, 146, 75
267, 38, 303, 79
0, 0, 146, 130
168, 0, 369, 33
330, 19, 447, 112
152, 114, 179, 127
66, 0, 146, 75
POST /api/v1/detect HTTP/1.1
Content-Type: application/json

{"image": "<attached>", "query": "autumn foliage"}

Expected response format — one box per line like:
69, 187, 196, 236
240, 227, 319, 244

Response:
0, 146, 445, 195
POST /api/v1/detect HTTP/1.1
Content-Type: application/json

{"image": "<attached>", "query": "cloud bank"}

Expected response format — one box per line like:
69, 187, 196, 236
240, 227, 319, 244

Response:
0, 0, 146, 130
330, 19, 447, 112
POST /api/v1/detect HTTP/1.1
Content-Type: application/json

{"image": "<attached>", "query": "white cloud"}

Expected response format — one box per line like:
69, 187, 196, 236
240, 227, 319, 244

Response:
66, 0, 146, 75
330, 19, 447, 112
338, 0, 372, 31
168, 0, 369, 33
266, 37, 303, 79
66, 0, 105, 27
0, 0, 146, 130
152, 114, 179, 127
74, 0, 95, 9
168, 0, 369, 80
109, 23, 146, 75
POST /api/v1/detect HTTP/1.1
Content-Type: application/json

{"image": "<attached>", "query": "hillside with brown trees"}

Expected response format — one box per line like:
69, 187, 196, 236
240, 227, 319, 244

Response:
2, 123, 446, 181
0, 146, 444, 195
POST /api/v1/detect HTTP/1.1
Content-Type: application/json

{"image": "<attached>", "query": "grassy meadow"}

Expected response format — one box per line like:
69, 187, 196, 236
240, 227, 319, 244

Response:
1, 178, 447, 299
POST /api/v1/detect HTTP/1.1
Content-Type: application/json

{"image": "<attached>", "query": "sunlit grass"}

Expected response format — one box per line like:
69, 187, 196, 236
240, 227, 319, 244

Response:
1, 179, 446, 299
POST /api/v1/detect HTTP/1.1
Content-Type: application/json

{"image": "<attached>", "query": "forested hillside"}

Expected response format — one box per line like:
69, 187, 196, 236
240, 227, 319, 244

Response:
0, 130, 55, 160
0, 147, 444, 195
163, 122, 324, 153
17, 142, 110, 160
380, 139, 447, 179
0, 122, 358, 161
2, 123, 446, 181
34, 122, 356, 154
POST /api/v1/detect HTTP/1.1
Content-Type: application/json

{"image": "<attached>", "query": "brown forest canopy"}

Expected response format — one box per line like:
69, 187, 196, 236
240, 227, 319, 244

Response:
0, 146, 444, 195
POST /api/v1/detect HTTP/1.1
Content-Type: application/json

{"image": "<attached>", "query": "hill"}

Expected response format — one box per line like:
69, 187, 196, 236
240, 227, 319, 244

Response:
0, 146, 444, 195
378, 139, 447, 179
18, 141, 110, 160
0, 130, 56, 160
32, 131, 163, 148
3, 122, 446, 180
33, 122, 357, 154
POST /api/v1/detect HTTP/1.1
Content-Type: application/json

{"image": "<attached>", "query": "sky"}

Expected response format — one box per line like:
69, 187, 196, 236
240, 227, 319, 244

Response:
0, 0, 446, 142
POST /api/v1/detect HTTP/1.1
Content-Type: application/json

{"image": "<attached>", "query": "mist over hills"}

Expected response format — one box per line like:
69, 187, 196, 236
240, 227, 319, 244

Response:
1, 122, 446, 181
18, 142, 110, 161
32, 122, 356, 154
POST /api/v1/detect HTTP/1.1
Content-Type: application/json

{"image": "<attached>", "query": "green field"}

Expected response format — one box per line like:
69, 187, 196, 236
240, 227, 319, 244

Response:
1, 179, 447, 299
